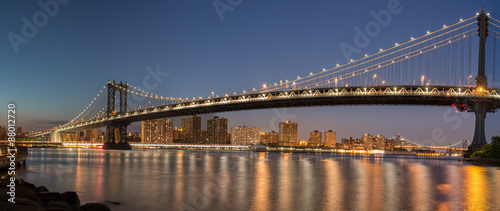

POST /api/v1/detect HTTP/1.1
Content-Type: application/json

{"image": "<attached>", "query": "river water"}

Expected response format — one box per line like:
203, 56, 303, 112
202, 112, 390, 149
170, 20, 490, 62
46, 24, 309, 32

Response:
14, 148, 500, 211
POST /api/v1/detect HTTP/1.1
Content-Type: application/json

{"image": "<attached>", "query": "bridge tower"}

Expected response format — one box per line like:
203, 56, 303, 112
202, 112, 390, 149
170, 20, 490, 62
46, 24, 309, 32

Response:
103, 80, 131, 150
467, 8, 490, 156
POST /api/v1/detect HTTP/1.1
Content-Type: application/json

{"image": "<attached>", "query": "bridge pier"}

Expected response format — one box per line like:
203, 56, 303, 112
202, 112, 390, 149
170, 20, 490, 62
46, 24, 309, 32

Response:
103, 122, 131, 150
472, 102, 487, 146
465, 102, 488, 157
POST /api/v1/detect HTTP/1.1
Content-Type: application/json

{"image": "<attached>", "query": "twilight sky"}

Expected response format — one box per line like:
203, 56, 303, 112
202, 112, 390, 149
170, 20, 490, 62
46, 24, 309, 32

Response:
1, 0, 500, 145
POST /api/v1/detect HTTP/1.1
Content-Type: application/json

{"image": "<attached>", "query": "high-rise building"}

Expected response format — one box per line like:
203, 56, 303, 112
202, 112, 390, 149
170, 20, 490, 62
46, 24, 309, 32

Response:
261, 131, 279, 145
181, 116, 201, 143
260, 132, 269, 145
61, 133, 78, 142
207, 116, 228, 144
362, 134, 374, 150
226, 133, 231, 144
201, 130, 208, 144
308, 130, 322, 147
374, 135, 385, 150
394, 135, 402, 146
83, 128, 100, 142
231, 126, 260, 145
342, 137, 354, 150
268, 131, 278, 145
279, 121, 298, 146
173, 128, 182, 141
16, 127, 24, 136
324, 130, 337, 148
141, 118, 174, 144
0, 127, 6, 140
385, 138, 395, 150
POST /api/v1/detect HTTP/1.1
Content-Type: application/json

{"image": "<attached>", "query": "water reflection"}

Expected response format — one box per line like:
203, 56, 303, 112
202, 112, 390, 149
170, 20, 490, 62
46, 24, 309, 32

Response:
464, 165, 490, 211
15, 149, 500, 211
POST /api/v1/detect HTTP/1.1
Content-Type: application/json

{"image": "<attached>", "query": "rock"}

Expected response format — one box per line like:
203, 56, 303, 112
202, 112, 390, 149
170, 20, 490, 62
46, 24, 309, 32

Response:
39, 192, 61, 203
0, 188, 11, 202
80, 203, 112, 211
46, 192, 62, 201
0, 201, 40, 211
45, 208, 73, 211
16, 197, 41, 208
61, 191, 80, 211
36, 186, 50, 193
43, 201, 70, 208
16, 186, 39, 202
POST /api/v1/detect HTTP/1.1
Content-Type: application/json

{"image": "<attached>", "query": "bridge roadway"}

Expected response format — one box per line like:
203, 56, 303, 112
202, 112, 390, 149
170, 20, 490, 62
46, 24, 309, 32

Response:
35, 85, 500, 135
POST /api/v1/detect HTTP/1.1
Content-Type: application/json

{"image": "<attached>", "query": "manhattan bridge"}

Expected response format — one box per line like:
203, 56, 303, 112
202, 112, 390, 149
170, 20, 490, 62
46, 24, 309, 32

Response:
31, 10, 500, 155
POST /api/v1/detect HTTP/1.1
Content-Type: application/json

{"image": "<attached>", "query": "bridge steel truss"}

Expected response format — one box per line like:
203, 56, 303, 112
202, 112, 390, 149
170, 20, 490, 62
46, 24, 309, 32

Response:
55, 85, 500, 133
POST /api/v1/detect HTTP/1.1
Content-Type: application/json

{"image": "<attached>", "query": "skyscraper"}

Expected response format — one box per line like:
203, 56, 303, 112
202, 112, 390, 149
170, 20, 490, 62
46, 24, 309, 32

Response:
181, 116, 201, 143
260, 132, 269, 145
141, 118, 174, 144
173, 128, 182, 141
374, 135, 385, 150
362, 134, 374, 150
324, 130, 337, 148
231, 126, 260, 145
279, 121, 298, 146
201, 130, 208, 144
308, 130, 322, 147
207, 116, 228, 144
268, 131, 279, 145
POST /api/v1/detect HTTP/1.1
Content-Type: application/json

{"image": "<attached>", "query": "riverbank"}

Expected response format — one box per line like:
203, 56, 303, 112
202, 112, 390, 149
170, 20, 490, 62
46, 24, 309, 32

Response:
0, 176, 111, 211
0, 146, 28, 169
461, 157, 500, 164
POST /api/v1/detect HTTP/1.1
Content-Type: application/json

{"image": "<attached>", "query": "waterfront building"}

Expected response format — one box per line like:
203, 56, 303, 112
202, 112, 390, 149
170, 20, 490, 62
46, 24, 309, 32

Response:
279, 121, 298, 146
374, 135, 385, 150
181, 116, 201, 143
362, 134, 374, 150
231, 126, 260, 145
173, 128, 182, 141
201, 130, 208, 144
260, 132, 269, 145
324, 130, 337, 148
141, 118, 174, 144
207, 116, 228, 144
385, 138, 395, 150
308, 130, 322, 147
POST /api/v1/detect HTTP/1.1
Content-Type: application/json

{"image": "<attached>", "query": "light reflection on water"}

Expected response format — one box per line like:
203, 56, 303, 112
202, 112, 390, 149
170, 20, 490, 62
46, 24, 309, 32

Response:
16, 148, 500, 211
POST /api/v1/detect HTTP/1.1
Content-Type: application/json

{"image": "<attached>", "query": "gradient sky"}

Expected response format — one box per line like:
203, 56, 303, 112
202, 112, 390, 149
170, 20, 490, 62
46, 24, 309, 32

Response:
1, 0, 500, 145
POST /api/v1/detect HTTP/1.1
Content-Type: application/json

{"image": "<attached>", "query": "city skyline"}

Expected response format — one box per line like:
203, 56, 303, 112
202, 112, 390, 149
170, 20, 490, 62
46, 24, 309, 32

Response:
2, 1, 500, 145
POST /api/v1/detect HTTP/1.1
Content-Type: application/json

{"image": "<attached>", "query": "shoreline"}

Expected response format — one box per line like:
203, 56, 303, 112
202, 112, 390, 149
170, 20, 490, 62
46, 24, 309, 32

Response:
460, 157, 500, 164
0, 176, 111, 211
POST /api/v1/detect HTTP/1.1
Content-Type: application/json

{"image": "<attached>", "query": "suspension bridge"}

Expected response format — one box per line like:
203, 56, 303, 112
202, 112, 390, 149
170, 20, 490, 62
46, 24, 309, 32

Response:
30, 9, 500, 155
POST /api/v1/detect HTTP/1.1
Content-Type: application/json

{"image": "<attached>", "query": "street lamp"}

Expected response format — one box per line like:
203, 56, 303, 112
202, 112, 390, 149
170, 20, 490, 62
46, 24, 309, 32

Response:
421, 75, 425, 86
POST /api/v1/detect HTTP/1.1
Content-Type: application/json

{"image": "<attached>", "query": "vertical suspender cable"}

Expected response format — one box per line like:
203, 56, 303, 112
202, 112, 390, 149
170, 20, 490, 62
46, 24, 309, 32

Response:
494, 36, 497, 88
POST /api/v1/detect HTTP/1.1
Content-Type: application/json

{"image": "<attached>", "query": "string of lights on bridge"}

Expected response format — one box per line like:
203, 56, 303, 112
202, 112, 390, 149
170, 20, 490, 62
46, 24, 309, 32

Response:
248, 15, 480, 95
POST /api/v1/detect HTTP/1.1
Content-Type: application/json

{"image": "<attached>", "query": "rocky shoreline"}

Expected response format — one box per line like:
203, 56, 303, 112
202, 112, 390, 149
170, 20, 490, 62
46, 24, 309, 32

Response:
0, 176, 111, 211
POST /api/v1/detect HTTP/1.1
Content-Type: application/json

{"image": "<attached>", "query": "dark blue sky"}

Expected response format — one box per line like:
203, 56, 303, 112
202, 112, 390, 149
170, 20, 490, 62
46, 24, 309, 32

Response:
1, 0, 500, 145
